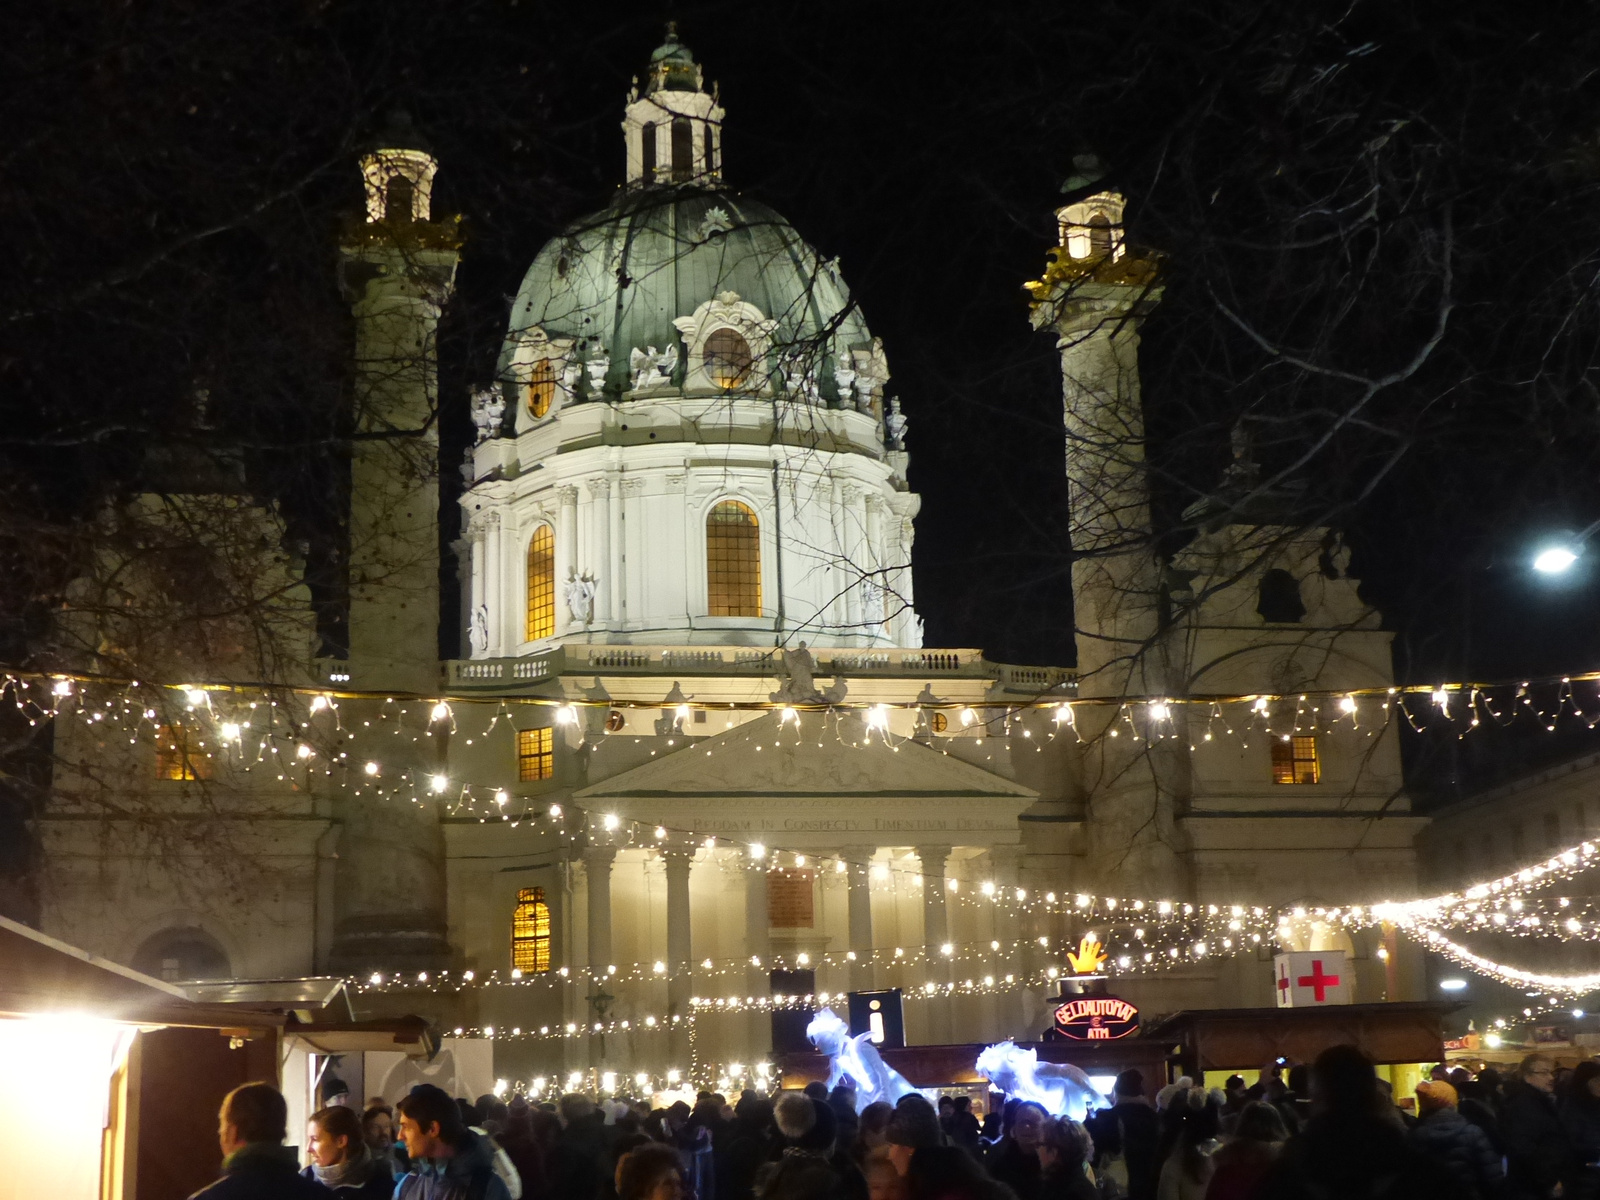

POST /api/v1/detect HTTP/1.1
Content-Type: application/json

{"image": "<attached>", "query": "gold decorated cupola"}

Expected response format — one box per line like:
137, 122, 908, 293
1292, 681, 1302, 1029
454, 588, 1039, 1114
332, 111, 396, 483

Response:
622, 24, 725, 188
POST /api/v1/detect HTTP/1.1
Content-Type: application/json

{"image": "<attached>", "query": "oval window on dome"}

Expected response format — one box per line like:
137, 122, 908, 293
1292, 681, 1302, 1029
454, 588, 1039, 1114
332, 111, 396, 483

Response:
703, 328, 753, 390
527, 359, 556, 419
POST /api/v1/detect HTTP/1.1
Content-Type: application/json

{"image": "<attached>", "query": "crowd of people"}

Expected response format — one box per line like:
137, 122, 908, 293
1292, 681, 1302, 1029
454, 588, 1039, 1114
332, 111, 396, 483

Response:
189, 1046, 1600, 1200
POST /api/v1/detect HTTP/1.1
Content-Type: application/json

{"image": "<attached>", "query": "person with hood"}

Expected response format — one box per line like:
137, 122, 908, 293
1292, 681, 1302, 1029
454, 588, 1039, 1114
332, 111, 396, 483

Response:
1204, 1100, 1286, 1200
1503, 1054, 1573, 1200
1408, 1080, 1502, 1199
1085, 1070, 1161, 1200
394, 1083, 513, 1200
303, 1105, 394, 1199
191, 1081, 333, 1200
758, 1093, 861, 1200
1255, 1045, 1449, 1200
1563, 1061, 1600, 1200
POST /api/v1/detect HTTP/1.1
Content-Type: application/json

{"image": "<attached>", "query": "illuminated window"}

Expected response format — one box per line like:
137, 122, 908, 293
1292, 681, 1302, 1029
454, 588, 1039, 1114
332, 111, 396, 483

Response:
929, 712, 948, 734
512, 886, 552, 973
703, 327, 753, 390
1271, 736, 1320, 785
517, 727, 554, 782
706, 501, 761, 616
525, 525, 555, 640
526, 360, 555, 419
154, 725, 211, 781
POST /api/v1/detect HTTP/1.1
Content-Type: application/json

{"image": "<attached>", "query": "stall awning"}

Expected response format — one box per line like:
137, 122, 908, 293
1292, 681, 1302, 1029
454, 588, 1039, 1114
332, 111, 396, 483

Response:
1145, 1002, 1452, 1072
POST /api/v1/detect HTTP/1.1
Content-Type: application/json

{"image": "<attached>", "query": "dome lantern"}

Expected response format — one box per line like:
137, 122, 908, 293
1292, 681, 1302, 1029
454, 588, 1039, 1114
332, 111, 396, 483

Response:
623, 24, 724, 188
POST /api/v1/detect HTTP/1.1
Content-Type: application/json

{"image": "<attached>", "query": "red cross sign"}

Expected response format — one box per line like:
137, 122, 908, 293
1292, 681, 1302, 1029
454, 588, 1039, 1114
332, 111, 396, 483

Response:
1274, 950, 1351, 1007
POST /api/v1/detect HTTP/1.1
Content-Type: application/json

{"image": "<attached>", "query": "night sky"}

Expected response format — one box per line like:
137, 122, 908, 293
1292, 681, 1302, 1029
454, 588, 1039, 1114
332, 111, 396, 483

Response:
7, 2, 1600, 805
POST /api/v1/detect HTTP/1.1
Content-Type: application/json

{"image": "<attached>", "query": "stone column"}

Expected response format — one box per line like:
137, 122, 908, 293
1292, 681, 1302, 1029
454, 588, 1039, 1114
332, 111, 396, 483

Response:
663, 847, 696, 1064
587, 477, 610, 629
467, 519, 486, 655
844, 849, 875, 992
608, 474, 624, 623
744, 856, 772, 1060
585, 845, 616, 973
556, 485, 579, 636
484, 512, 504, 655
917, 844, 953, 1043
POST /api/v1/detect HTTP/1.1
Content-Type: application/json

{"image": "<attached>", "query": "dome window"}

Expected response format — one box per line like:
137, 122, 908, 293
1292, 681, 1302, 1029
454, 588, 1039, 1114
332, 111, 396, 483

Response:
707, 500, 761, 616
527, 359, 556, 419
640, 122, 656, 183
671, 117, 694, 182
703, 327, 753, 389
1088, 213, 1113, 258
1256, 569, 1306, 623
526, 524, 556, 640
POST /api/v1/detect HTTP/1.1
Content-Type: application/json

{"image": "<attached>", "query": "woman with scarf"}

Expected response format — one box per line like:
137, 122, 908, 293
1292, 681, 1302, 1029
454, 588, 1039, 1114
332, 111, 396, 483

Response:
304, 1105, 396, 1199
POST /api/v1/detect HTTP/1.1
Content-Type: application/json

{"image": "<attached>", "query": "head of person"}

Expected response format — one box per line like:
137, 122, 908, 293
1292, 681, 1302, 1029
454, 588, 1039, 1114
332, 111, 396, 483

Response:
1112, 1070, 1145, 1104
774, 1093, 837, 1156
885, 1094, 943, 1175
1007, 1101, 1049, 1151
1310, 1045, 1379, 1117
308, 1105, 366, 1168
859, 1101, 894, 1149
938, 1096, 954, 1115
803, 1081, 830, 1102
665, 1100, 691, 1131
1223, 1074, 1246, 1098
1037, 1117, 1092, 1173
218, 1082, 289, 1158
617, 1142, 685, 1200
320, 1075, 351, 1109
397, 1084, 465, 1161
1520, 1054, 1557, 1094
1232, 1101, 1288, 1145
954, 1096, 972, 1114
1570, 1060, 1600, 1104
734, 1094, 772, 1129
1429, 1064, 1450, 1081
1285, 1064, 1310, 1096
1415, 1080, 1458, 1117
362, 1105, 393, 1151
559, 1092, 596, 1128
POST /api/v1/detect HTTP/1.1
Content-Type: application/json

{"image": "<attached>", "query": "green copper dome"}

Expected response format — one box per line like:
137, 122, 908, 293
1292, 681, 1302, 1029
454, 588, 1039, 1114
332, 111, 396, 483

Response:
500, 185, 877, 404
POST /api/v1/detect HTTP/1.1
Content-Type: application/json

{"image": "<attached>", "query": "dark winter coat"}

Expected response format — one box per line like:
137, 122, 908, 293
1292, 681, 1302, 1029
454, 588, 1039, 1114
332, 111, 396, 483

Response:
549, 1114, 611, 1200
299, 1154, 394, 1200
985, 1139, 1041, 1200
189, 1144, 334, 1200
394, 1129, 514, 1200
1202, 1139, 1279, 1200
1086, 1101, 1162, 1200
1254, 1113, 1451, 1200
906, 1146, 1019, 1200
1408, 1107, 1503, 1198
1502, 1081, 1574, 1200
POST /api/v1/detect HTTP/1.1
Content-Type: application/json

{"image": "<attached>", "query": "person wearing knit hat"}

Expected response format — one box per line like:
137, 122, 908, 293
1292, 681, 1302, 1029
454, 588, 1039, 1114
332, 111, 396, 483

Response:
1409, 1077, 1502, 1197
884, 1095, 944, 1175
759, 1095, 860, 1200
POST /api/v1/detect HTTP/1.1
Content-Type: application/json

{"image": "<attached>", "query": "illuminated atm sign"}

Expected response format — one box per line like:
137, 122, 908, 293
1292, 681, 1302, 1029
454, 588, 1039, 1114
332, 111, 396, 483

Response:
1053, 995, 1140, 1041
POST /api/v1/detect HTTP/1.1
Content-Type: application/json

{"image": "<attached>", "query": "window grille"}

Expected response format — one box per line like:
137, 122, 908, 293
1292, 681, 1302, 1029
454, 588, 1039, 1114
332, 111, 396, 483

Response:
527, 360, 555, 418
154, 724, 211, 781
1271, 735, 1319, 784
706, 501, 760, 616
517, 727, 554, 782
526, 525, 555, 640
511, 886, 551, 973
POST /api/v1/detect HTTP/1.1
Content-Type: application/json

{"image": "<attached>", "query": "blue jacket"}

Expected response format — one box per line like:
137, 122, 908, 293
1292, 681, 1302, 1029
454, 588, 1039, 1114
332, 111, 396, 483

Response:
190, 1144, 333, 1200
1409, 1107, 1503, 1198
394, 1129, 513, 1200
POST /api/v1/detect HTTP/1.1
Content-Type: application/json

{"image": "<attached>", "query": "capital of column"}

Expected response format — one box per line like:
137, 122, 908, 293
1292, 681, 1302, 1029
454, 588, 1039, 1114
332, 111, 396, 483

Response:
583, 843, 619, 869
914, 844, 953, 880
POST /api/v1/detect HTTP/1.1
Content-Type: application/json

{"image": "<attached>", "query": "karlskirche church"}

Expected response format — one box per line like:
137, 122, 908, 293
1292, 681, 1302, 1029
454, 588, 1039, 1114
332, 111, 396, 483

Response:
39, 29, 1425, 1081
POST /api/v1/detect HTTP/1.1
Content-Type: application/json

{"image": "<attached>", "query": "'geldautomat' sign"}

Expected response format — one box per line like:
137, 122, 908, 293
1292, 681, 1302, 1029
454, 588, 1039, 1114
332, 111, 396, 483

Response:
1053, 995, 1140, 1040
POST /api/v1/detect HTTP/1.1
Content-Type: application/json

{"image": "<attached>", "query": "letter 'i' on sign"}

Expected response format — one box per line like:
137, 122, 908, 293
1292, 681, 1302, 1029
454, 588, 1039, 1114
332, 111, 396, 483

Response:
1273, 950, 1351, 1007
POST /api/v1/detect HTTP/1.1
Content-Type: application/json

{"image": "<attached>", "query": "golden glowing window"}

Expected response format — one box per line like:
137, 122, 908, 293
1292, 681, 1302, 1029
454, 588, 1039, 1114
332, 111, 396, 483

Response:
706, 501, 761, 616
154, 724, 211, 781
703, 328, 753, 389
526, 360, 555, 419
511, 886, 551, 973
517, 727, 554, 782
1271, 735, 1320, 784
525, 525, 555, 640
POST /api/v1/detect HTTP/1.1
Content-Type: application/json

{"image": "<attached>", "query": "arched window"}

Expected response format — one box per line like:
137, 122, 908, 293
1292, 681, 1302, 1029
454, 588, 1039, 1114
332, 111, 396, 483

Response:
386, 175, 415, 223
1088, 213, 1113, 258
526, 359, 555, 419
640, 122, 656, 182
671, 117, 693, 181
707, 126, 719, 175
707, 500, 761, 616
1256, 569, 1306, 623
132, 928, 231, 982
703, 327, 753, 389
526, 525, 555, 640
511, 886, 551, 973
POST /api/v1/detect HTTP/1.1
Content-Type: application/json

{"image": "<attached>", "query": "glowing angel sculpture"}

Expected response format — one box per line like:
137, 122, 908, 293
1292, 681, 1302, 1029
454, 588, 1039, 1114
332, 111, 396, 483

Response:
975, 1041, 1111, 1123
806, 1007, 918, 1112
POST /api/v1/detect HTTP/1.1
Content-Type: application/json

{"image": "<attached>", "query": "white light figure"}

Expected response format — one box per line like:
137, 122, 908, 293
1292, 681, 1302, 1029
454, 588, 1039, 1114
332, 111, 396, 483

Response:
975, 1041, 1111, 1123
806, 1007, 917, 1112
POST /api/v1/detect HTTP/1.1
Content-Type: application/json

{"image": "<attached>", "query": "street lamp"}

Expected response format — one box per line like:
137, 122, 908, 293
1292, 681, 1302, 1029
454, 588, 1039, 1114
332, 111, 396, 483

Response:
1531, 517, 1600, 574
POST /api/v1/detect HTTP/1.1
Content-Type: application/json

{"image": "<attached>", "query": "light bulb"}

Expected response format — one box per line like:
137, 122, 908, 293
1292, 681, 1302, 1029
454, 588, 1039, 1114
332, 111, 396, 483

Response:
556, 704, 579, 726
603, 813, 620, 831
363, 761, 379, 776
430, 774, 448, 793
430, 701, 451, 723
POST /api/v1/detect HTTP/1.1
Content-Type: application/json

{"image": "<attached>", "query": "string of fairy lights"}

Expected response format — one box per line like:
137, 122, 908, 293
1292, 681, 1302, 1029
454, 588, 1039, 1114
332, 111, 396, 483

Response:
17, 667, 1600, 998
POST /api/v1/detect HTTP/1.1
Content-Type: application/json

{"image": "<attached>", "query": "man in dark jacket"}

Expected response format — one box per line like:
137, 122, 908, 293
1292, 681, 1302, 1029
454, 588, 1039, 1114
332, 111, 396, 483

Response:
1503, 1054, 1573, 1200
394, 1083, 512, 1200
190, 1082, 332, 1200
1084, 1070, 1160, 1200
1409, 1081, 1503, 1199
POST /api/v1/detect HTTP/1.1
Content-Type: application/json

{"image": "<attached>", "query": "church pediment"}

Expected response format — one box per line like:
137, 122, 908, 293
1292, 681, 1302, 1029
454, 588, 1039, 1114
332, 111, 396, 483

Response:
575, 714, 1037, 801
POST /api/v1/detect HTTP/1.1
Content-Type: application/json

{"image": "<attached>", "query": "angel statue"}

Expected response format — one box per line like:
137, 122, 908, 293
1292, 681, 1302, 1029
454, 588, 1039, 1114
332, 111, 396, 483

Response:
469, 385, 506, 444
629, 343, 679, 390
885, 397, 908, 449
975, 1041, 1111, 1123
806, 1007, 918, 1113
565, 569, 597, 625
585, 346, 610, 395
